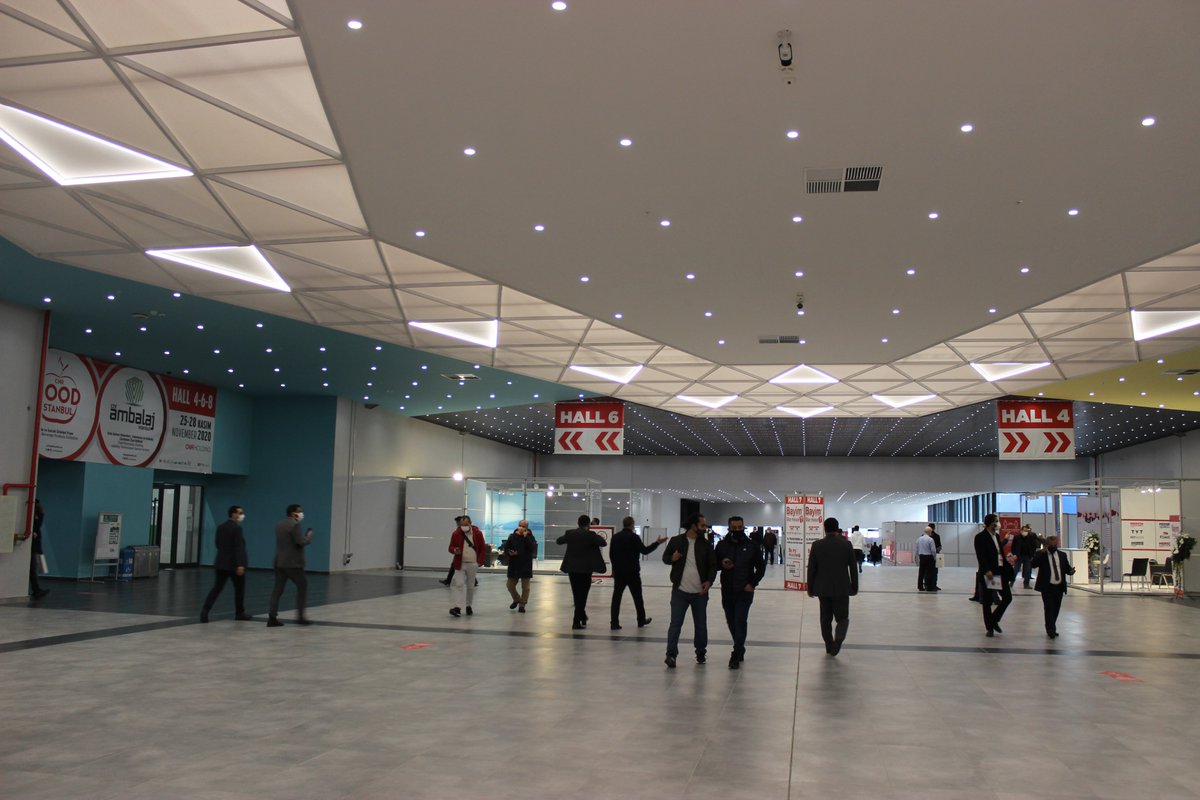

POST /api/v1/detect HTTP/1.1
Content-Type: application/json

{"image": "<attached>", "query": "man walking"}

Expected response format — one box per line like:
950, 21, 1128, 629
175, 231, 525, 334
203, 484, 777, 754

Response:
928, 522, 943, 590
714, 516, 766, 669
807, 518, 858, 656
1031, 534, 1075, 637
610, 516, 666, 629
201, 505, 253, 623
974, 513, 1013, 637
268, 504, 312, 627
1012, 524, 1037, 589
662, 513, 717, 668
850, 525, 865, 573
503, 520, 537, 613
916, 526, 938, 592
762, 527, 778, 565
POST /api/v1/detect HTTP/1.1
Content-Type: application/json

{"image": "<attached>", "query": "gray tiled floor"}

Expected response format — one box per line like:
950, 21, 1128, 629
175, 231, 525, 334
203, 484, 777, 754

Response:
1, 564, 1198, 799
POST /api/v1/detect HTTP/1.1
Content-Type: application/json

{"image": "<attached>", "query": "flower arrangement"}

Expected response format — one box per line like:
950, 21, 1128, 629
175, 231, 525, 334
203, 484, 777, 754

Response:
1083, 531, 1101, 556
1174, 533, 1195, 564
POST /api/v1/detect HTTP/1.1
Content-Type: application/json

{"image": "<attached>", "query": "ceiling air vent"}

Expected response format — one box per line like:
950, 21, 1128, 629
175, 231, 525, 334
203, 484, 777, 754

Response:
758, 335, 803, 344
442, 373, 480, 381
806, 165, 884, 194
1164, 368, 1200, 376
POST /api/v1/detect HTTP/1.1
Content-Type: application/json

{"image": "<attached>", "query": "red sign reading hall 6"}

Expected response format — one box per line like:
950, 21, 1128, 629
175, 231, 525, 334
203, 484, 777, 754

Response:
555, 401, 625, 455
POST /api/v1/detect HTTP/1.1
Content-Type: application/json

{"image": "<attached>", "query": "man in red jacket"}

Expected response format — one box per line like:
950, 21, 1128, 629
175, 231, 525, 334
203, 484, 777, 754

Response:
448, 515, 486, 617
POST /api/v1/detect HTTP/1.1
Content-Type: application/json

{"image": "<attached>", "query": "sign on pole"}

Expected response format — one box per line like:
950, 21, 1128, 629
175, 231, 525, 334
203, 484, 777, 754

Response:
784, 495, 824, 591
997, 400, 1075, 460
554, 401, 624, 455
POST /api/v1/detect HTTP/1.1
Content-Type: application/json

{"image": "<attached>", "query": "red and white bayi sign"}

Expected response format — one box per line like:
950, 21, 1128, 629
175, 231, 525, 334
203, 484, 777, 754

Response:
39, 349, 217, 473
997, 400, 1075, 460
784, 494, 824, 591
554, 401, 624, 455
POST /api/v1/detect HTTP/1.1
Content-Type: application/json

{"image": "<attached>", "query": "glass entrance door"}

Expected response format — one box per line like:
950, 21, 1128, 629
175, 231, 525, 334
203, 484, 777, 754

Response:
152, 483, 204, 567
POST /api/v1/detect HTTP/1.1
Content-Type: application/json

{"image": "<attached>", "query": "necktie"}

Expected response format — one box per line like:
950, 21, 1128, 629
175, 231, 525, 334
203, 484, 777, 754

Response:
1050, 551, 1060, 583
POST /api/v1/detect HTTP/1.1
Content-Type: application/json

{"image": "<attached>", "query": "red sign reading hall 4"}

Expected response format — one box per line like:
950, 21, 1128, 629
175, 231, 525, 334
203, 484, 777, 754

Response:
555, 401, 624, 455
996, 400, 1075, 460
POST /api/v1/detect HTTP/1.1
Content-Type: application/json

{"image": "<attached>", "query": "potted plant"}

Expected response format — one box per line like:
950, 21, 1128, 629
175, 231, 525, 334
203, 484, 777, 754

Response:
1083, 531, 1101, 581
1173, 532, 1194, 593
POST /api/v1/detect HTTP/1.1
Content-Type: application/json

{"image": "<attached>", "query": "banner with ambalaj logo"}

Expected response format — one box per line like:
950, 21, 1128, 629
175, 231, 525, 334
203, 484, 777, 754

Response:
39, 349, 217, 473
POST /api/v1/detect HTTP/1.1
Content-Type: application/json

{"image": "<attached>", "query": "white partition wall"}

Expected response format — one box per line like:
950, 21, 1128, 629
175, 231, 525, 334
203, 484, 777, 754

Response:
403, 478, 466, 569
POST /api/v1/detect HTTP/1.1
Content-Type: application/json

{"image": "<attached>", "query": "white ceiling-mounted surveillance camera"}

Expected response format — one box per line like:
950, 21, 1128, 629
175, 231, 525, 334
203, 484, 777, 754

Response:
778, 30, 795, 84
795, 293, 805, 311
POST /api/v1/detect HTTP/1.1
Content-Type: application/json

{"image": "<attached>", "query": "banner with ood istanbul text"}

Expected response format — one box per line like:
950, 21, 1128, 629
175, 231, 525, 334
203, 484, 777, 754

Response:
39, 349, 217, 474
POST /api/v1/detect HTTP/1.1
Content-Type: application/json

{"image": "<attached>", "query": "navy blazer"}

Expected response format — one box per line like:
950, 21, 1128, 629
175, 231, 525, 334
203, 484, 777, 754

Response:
213, 519, 247, 571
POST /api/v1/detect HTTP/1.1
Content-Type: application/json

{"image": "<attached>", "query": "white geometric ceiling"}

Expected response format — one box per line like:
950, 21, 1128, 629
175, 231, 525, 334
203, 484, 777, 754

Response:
1, 1, 1199, 418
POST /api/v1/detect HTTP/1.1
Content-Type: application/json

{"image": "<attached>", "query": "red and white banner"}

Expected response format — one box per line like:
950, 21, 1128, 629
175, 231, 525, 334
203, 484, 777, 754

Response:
784, 495, 824, 591
39, 349, 217, 473
554, 401, 624, 455
997, 400, 1075, 460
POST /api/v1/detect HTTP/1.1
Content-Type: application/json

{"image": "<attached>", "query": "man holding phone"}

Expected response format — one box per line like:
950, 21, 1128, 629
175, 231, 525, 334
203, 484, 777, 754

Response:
267, 503, 313, 627
714, 516, 766, 669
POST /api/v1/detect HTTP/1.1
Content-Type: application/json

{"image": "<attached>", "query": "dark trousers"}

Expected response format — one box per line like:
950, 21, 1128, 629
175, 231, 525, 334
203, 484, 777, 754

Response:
1041, 589, 1065, 634
666, 587, 708, 657
721, 586, 754, 660
917, 554, 936, 590
567, 572, 592, 624
854, 549, 864, 573
765, 546, 776, 565
979, 573, 1012, 632
817, 596, 850, 651
611, 571, 648, 625
202, 569, 246, 615
29, 549, 41, 595
1016, 556, 1033, 587
269, 567, 308, 619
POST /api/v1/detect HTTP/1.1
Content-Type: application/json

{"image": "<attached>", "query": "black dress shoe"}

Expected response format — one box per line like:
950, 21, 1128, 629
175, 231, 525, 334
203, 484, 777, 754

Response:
235, 614, 253, 621
572, 622, 584, 630
510, 601, 519, 610
638, 618, 652, 627
696, 653, 706, 664
985, 630, 994, 637
992, 624, 1002, 634
267, 617, 284, 627
32, 589, 50, 599
518, 606, 526, 613
610, 623, 622, 630
665, 655, 676, 668
200, 611, 209, 623
439, 579, 451, 586
728, 655, 740, 669
465, 606, 473, 615
449, 607, 461, 617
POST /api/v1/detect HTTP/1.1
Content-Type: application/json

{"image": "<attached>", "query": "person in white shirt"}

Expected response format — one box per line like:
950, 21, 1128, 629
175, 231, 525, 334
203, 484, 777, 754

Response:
850, 526, 865, 573
1030, 534, 1075, 638
915, 527, 938, 592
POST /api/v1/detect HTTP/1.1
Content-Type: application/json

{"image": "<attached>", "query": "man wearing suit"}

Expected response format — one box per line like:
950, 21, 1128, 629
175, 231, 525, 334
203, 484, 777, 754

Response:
609, 516, 666, 630
927, 522, 943, 590
268, 503, 313, 627
557, 514, 608, 630
807, 517, 859, 656
200, 505, 253, 623
1031, 534, 1075, 638
974, 513, 1013, 637
662, 514, 717, 668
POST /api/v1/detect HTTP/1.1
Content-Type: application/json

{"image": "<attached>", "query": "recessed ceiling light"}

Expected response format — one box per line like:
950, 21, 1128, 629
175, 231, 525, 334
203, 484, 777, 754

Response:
988, 307, 997, 314
463, 147, 476, 156
147, 245, 290, 292
196, 324, 204, 330
1067, 208, 1079, 216
533, 224, 545, 232
1119, 377, 1126, 382
551, 1, 567, 9
579, 276, 590, 282
415, 230, 426, 237
794, 270, 804, 278
619, 137, 632, 147
685, 273, 695, 280
172, 292, 181, 298
238, 383, 244, 389
704, 311, 713, 317
660, 219, 671, 227
796, 309, 805, 316
792, 215, 803, 223
1142, 117, 1156, 127
375, 345, 383, 351
906, 268, 916, 276
1141, 392, 1147, 396
1157, 359, 1165, 364
107, 294, 116, 301
613, 312, 623, 319
227, 368, 234, 374
319, 346, 326, 352
114, 351, 121, 357
960, 123, 974, 133
1020, 266, 1030, 274
717, 339, 726, 345
928, 211, 939, 219
1038, 392, 1044, 396
786, 130, 799, 139
85, 328, 92, 334
347, 19, 363, 29
0, 103, 193, 186
42, 296, 51, 303
892, 308, 900, 315
881, 338, 889, 343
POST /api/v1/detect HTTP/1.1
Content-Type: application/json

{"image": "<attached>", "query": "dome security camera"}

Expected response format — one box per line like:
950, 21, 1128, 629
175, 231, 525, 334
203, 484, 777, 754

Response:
795, 294, 805, 311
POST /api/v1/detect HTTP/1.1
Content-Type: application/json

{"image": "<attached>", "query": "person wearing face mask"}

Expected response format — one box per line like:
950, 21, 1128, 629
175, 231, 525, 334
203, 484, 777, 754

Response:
974, 513, 1013, 637
200, 505, 253, 623
449, 515, 487, 617
1011, 524, 1038, 589
1030, 534, 1075, 638
268, 504, 313, 627
714, 516, 766, 669
503, 520, 537, 613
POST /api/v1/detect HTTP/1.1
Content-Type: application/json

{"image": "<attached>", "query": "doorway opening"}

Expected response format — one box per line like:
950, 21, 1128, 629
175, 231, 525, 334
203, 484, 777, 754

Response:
150, 483, 204, 568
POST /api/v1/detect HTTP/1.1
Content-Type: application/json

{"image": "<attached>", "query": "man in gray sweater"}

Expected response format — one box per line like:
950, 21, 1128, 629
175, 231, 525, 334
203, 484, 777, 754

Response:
268, 503, 312, 627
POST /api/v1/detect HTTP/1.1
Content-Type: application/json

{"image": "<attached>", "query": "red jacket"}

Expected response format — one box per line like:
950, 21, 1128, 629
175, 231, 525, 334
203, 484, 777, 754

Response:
448, 526, 487, 569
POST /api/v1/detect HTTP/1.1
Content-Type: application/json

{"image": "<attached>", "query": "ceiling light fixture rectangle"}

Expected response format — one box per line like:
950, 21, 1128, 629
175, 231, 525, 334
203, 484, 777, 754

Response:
146, 245, 290, 292
568, 364, 643, 384
0, 103, 192, 186
676, 394, 737, 409
409, 320, 499, 348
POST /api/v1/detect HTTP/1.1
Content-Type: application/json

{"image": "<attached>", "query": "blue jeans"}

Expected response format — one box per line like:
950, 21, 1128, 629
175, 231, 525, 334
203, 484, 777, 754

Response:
721, 585, 755, 659
666, 587, 708, 658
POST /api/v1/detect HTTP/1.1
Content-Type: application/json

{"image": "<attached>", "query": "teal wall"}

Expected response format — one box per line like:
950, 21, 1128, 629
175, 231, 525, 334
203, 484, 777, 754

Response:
36, 394, 339, 576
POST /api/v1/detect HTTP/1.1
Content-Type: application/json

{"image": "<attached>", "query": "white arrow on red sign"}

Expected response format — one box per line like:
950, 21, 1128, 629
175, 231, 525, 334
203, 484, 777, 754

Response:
1044, 431, 1072, 453
1002, 431, 1031, 453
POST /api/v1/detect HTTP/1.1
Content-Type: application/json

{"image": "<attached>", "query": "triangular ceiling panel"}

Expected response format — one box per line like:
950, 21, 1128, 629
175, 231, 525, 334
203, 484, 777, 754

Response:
301, 296, 391, 326
493, 325, 569, 348
508, 366, 566, 382
493, 350, 557, 368
1125, 270, 1200, 307
397, 290, 461, 319
59, 251, 189, 289
843, 365, 909, 382
0, 15, 86, 58
843, 380, 912, 393
647, 347, 710, 366
896, 344, 965, 363
945, 342, 1015, 360
128, 38, 336, 151
583, 321, 658, 346
305, 288, 404, 320
1066, 342, 1139, 362
379, 243, 483, 285
80, 196, 234, 248
210, 182, 352, 239
1045, 316, 1133, 340
0, 187, 125, 241
649, 364, 715, 381
893, 363, 956, 380
271, 239, 389, 283
85, 178, 242, 238
0, 166, 39, 186
0, 213, 128, 254
409, 284, 500, 314
629, 380, 690, 394
1041, 340, 1114, 360
1056, 362, 1115, 379
1023, 311, 1107, 338
253, 251, 380, 290
1033, 275, 1127, 311
506, 345, 577, 363
3, 0, 90, 39
704, 366, 760, 382
985, 343, 1052, 362
69, 0, 286, 48
1, 62, 186, 162
922, 379, 987, 392
952, 315, 1033, 341
1142, 290, 1200, 310
218, 165, 363, 229
920, 363, 988, 381
126, 68, 328, 169
589, 344, 663, 362
501, 287, 561, 318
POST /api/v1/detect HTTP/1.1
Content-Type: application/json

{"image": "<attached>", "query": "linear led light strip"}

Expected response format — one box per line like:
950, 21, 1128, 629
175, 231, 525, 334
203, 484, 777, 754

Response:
776, 405, 833, 418
970, 362, 1051, 381
872, 394, 936, 409
769, 364, 839, 384
568, 364, 643, 383
1130, 309, 1200, 341
676, 394, 737, 409
409, 320, 499, 348
0, 103, 191, 186
147, 245, 290, 292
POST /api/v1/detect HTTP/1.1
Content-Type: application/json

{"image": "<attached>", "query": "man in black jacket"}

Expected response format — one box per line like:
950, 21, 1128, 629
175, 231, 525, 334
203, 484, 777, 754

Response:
762, 528, 778, 565
1031, 534, 1075, 637
807, 517, 859, 656
201, 505, 253, 623
715, 516, 767, 669
609, 516, 666, 629
974, 513, 1013, 637
662, 514, 717, 668
1011, 524, 1038, 589
557, 515, 608, 629
503, 520, 537, 613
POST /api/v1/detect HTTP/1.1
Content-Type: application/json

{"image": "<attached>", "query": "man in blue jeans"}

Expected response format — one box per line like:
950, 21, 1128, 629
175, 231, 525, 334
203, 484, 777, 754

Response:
714, 515, 766, 669
662, 513, 717, 668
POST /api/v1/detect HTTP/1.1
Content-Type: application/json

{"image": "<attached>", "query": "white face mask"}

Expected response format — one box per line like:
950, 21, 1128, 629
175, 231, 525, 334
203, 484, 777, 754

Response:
234, 514, 245, 523
295, 512, 304, 522
460, 525, 471, 533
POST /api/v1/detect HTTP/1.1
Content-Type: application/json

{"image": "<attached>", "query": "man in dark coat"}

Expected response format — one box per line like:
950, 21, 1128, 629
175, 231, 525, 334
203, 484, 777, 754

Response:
503, 520, 538, 613
762, 528, 778, 565
201, 504, 253, 623
974, 513, 1013, 637
268, 503, 313, 627
807, 517, 859, 656
557, 514, 608, 630
29, 499, 49, 600
715, 516, 767, 668
1031, 534, 1075, 638
609, 516, 666, 629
